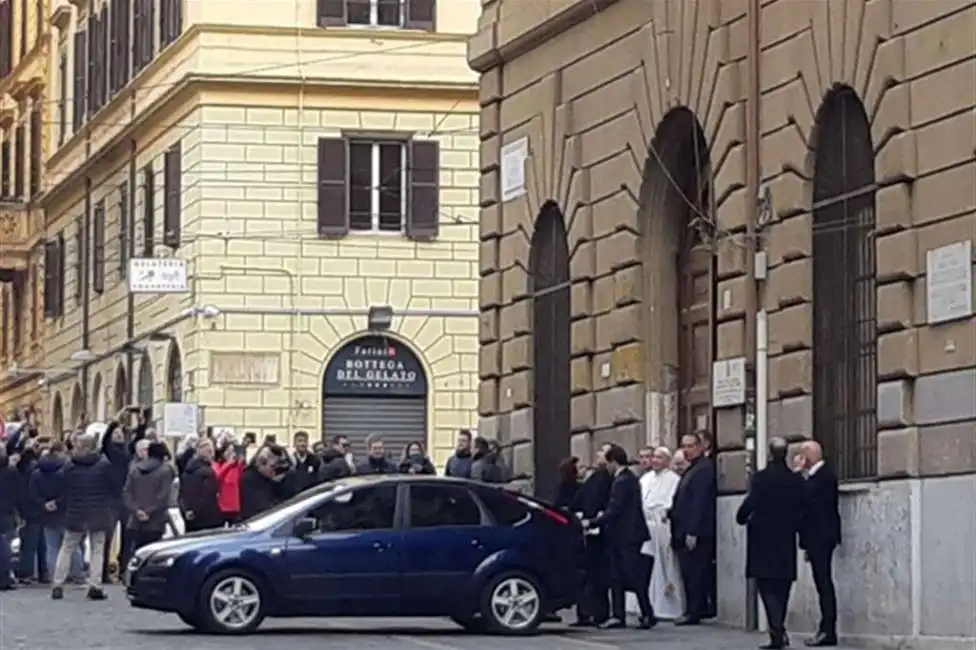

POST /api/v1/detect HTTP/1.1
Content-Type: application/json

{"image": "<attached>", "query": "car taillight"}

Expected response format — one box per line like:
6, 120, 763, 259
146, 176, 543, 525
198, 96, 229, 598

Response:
541, 507, 570, 525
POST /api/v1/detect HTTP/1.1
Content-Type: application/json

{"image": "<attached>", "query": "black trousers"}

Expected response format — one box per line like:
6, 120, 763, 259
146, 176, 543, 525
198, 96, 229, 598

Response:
609, 544, 654, 621
578, 538, 610, 623
101, 505, 128, 581
128, 529, 164, 554
677, 537, 714, 620
757, 578, 793, 639
808, 546, 838, 637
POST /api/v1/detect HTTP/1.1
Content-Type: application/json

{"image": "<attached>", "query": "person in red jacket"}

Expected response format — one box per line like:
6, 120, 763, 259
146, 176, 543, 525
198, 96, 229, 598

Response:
213, 444, 246, 525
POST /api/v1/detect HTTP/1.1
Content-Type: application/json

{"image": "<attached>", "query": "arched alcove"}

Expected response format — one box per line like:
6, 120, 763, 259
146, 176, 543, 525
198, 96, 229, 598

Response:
137, 351, 154, 407
166, 341, 183, 402
51, 393, 64, 435
529, 201, 571, 500
91, 373, 106, 421
70, 383, 84, 429
637, 106, 714, 448
810, 85, 877, 481
114, 364, 128, 412
321, 334, 429, 456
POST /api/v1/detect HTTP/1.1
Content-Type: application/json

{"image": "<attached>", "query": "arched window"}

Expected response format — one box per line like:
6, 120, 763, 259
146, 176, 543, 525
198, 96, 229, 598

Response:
811, 85, 878, 481
70, 383, 84, 430
166, 342, 183, 402
91, 373, 105, 421
114, 365, 128, 412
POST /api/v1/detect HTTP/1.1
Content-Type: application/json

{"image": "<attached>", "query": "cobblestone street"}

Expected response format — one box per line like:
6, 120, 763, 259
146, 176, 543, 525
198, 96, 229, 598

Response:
0, 584, 858, 650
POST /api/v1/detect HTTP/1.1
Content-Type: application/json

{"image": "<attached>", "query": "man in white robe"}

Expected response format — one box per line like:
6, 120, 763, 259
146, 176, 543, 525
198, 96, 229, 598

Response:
628, 446, 684, 619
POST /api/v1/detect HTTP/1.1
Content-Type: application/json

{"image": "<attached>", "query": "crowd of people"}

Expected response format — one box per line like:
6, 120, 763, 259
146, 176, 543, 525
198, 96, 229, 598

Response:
1, 405, 840, 648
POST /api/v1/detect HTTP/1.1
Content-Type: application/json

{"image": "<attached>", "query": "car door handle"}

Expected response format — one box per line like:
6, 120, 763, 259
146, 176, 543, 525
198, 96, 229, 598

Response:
470, 539, 483, 548
373, 541, 388, 551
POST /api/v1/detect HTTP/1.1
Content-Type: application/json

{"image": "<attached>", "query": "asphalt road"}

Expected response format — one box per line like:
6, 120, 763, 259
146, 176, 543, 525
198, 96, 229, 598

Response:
0, 584, 852, 650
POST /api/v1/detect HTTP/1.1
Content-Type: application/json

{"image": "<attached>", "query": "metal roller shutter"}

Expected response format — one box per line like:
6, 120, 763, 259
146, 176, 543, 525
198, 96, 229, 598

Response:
322, 396, 427, 461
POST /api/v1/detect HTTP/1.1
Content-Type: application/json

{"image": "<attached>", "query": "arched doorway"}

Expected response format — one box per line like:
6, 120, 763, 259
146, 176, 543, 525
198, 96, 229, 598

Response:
70, 383, 83, 429
92, 373, 107, 421
322, 335, 428, 458
137, 351, 154, 407
114, 364, 128, 412
811, 85, 877, 481
529, 202, 571, 500
51, 393, 64, 435
166, 342, 183, 402
637, 106, 714, 448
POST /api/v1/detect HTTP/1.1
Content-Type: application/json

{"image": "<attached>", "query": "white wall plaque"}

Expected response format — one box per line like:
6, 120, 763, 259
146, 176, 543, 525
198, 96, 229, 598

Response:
712, 357, 747, 408
128, 258, 189, 293
926, 240, 973, 324
500, 137, 529, 203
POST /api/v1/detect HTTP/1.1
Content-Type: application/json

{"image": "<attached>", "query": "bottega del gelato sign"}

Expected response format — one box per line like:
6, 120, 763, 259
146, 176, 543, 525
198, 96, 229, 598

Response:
325, 336, 427, 396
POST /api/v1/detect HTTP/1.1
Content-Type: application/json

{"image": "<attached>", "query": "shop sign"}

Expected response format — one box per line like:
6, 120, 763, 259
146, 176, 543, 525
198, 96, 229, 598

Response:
324, 336, 427, 397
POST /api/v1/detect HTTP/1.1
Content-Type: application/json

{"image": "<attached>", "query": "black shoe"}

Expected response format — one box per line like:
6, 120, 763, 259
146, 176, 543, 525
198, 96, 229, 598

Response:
569, 618, 595, 628
542, 613, 562, 623
674, 615, 701, 626
51, 586, 63, 600
804, 633, 837, 647
597, 618, 626, 629
86, 586, 107, 601
638, 615, 657, 630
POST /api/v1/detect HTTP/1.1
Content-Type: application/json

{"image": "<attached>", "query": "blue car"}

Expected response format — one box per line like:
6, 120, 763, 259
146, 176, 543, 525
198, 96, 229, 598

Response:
127, 475, 585, 635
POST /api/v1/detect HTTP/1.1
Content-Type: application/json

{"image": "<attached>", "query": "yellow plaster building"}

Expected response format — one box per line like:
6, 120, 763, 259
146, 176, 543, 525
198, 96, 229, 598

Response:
0, 0, 50, 421
39, 0, 480, 460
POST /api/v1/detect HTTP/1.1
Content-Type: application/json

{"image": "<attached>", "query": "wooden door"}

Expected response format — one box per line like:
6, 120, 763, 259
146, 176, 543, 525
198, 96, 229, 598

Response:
677, 244, 713, 438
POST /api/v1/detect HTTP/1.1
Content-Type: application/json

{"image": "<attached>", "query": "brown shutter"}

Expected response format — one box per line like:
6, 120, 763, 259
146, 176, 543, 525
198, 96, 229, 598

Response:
43, 240, 57, 318
29, 107, 41, 198
93, 200, 106, 294
163, 141, 181, 248
406, 139, 439, 240
405, 0, 435, 30
317, 137, 349, 238
317, 0, 346, 26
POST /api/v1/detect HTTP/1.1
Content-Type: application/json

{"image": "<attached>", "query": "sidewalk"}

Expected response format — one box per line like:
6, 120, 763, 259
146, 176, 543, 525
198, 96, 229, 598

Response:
565, 623, 859, 649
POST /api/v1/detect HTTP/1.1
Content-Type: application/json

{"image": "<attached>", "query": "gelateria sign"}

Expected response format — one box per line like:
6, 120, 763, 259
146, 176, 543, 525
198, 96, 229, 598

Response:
324, 336, 428, 397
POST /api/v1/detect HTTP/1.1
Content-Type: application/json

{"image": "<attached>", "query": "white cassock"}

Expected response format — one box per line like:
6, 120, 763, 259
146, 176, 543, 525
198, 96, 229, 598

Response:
626, 469, 684, 620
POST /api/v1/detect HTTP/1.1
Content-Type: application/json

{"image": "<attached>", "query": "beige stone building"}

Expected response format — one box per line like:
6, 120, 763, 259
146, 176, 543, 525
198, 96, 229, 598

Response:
470, 0, 975, 646
39, 0, 480, 462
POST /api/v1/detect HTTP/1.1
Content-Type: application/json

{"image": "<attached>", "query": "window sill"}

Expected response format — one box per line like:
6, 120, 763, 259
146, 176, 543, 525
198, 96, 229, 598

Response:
838, 481, 874, 496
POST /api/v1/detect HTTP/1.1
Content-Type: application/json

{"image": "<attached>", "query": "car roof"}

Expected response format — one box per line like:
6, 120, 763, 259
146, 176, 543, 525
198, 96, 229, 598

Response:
303, 474, 497, 497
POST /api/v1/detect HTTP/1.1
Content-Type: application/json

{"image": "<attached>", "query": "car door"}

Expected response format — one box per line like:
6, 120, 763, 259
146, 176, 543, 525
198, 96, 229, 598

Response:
398, 483, 492, 614
280, 483, 405, 616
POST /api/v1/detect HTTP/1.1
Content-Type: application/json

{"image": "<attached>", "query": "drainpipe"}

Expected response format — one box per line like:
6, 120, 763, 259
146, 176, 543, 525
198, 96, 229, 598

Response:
125, 137, 136, 403
81, 174, 91, 409
744, 0, 762, 633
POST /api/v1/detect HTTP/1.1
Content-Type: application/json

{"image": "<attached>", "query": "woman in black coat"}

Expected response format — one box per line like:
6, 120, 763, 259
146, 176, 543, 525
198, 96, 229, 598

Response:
553, 456, 580, 510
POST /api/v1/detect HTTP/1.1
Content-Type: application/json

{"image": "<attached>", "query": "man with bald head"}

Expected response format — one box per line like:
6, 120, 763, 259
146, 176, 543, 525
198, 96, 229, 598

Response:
736, 437, 807, 649
797, 440, 840, 647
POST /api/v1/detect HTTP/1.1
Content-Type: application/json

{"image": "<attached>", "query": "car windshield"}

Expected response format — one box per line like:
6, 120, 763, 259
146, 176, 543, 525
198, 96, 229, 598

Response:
240, 481, 351, 532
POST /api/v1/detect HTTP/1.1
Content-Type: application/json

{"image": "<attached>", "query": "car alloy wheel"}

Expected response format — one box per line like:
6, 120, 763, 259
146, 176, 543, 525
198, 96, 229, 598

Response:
488, 576, 541, 632
208, 575, 262, 631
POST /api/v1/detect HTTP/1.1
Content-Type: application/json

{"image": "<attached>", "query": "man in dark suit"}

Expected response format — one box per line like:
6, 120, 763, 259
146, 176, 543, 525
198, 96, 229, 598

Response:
736, 437, 807, 649
669, 432, 716, 625
585, 445, 656, 630
571, 443, 614, 627
798, 440, 841, 647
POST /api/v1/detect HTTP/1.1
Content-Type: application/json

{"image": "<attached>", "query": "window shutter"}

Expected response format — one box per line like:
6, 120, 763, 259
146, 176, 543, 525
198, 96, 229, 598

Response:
57, 233, 65, 316
163, 141, 181, 248
93, 200, 106, 294
316, 137, 349, 238
404, 0, 435, 30
29, 107, 41, 198
72, 29, 87, 130
317, 0, 346, 26
406, 140, 439, 240
43, 241, 57, 318
74, 218, 83, 304
142, 163, 154, 256
118, 182, 129, 277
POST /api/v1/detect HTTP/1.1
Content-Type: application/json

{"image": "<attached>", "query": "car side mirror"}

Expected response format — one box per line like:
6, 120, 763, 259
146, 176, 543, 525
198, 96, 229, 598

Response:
293, 517, 318, 539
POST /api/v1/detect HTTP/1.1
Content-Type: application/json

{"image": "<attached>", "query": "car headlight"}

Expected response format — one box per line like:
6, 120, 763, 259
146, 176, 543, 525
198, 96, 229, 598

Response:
147, 553, 178, 568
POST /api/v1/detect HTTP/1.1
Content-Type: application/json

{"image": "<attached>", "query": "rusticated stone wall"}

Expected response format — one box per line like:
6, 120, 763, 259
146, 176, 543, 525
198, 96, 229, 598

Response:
470, 0, 976, 493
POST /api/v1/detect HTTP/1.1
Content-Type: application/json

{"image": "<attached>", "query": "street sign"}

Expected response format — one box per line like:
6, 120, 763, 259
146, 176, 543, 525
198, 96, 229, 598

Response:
712, 357, 747, 407
128, 258, 189, 293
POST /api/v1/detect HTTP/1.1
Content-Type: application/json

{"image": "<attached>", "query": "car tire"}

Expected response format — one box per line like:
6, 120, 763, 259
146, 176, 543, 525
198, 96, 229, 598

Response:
479, 571, 544, 635
450, 615, 488, 633
177, 612, 201, 630
196, 569, 267, 635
